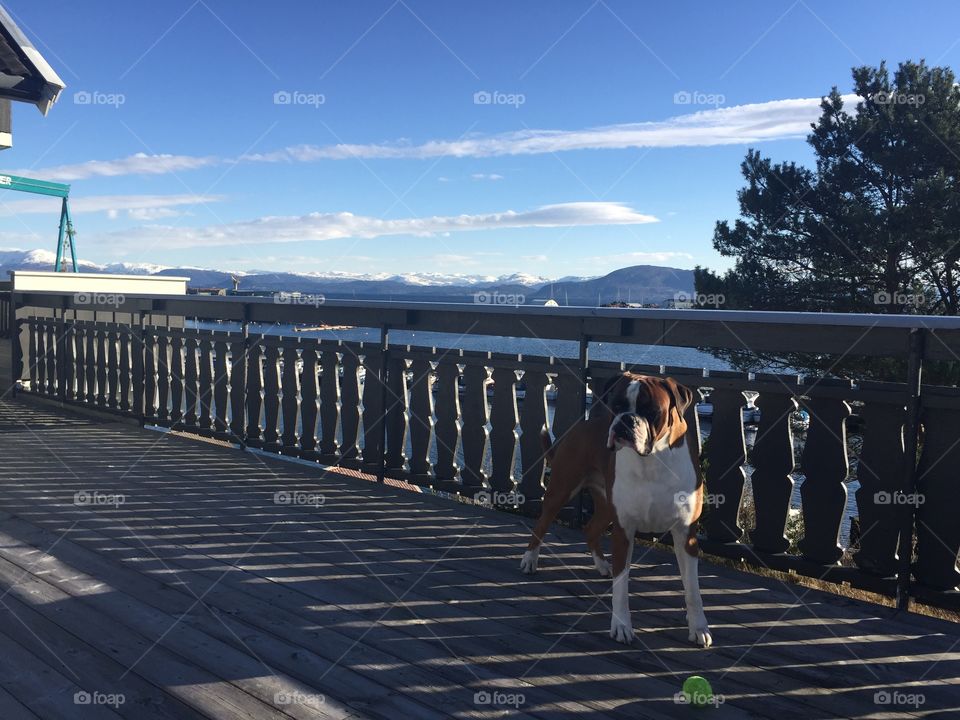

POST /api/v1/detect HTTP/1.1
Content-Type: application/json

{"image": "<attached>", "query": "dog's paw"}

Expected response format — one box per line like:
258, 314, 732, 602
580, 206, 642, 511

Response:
592, 552, 612, 577
610, 615, 635, 645
520, 549, 539, 574
688, 619, 712, 648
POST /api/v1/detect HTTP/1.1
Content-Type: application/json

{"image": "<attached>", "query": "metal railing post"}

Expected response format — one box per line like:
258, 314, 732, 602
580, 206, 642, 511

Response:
896, 328, 925, 611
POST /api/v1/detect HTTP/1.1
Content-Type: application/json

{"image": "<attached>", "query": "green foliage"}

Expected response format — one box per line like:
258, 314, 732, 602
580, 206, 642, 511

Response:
696, 60, 960, 381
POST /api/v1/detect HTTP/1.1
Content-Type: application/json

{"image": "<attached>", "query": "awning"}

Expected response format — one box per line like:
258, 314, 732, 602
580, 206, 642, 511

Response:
0, 4, 64, 115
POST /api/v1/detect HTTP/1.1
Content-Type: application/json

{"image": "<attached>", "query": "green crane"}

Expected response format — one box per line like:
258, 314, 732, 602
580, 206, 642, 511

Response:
0, 172, 77, 271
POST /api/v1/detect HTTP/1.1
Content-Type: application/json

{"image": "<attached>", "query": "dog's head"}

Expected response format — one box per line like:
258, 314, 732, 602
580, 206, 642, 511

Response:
598, 373, 694, 456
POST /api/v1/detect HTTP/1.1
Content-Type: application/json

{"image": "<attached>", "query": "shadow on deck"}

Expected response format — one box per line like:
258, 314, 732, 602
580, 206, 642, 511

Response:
0, 398, 956, 719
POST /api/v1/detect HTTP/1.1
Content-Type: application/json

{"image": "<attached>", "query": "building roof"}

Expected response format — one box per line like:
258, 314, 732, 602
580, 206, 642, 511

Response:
0, 4, 64, 115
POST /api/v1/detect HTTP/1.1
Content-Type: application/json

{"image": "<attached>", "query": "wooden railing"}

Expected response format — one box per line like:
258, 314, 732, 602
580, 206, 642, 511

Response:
9, 291, 960, 610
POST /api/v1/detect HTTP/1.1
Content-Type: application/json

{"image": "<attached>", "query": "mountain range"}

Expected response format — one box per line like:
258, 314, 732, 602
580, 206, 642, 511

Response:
0, 248, 694, 306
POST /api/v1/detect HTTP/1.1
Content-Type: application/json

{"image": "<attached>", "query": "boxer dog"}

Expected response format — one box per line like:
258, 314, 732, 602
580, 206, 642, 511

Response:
520, 372, 712, 647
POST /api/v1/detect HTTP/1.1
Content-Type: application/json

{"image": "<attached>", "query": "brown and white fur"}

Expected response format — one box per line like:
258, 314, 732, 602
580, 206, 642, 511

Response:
520, 372, 712, 647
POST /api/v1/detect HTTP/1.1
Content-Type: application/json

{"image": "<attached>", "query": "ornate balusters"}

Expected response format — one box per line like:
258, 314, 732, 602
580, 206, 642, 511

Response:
798, 388, 852, 565
228, 334, 246, 440
168, 335, 184, 423
299, 346, 319, 457
360, 349, 384, 473
212, 337, 230, 434
61, 321, 75, 401
338, 344, 363, 467
183, 334, 199, 428
280, 342, 300, 451
262, 342, 281, 449
407, 352, 435, 484
43, 319, 55, 395
85, 324, 97, 405
517, 366, 549, 514
34, 319, 46, 394
245, 340, 264, 447
143, 327, 157, 420
854, 388, 906, 577
155, 332, 169, 422
460, 358, 490, 497
749, 387, 798, 554
107, 327, 119, 410
702, 381, 747, 543
489, 363, 519, 498
73, 323, 86, 402
384, 352, 409, 476
432, 355, 461, 488
130, 323, 145, 419
198, 335, 214, 431
119, 326, 131, 413
318, 346, 340, 462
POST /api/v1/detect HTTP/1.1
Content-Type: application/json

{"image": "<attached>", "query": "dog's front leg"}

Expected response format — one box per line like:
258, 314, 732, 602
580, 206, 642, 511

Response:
609, 522, 635, 644
671, 526, 712, 647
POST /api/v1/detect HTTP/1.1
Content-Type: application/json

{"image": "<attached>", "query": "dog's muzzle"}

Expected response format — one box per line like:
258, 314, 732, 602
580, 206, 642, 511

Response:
607, 413, 653, 455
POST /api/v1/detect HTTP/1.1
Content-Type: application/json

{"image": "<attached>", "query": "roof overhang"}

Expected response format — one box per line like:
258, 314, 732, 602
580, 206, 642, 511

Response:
0, 4, 64, 115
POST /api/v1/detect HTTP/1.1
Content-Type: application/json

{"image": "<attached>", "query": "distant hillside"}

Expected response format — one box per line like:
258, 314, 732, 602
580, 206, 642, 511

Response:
531, 265, 694, 305
0, 249, 693, 306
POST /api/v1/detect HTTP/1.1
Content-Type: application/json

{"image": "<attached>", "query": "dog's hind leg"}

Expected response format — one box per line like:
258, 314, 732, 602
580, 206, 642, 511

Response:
583, 481, 613, 576
520, 468, 581, 574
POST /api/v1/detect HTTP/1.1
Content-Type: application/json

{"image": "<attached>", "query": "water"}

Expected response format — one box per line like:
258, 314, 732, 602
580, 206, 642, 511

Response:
204, 321, 734, 370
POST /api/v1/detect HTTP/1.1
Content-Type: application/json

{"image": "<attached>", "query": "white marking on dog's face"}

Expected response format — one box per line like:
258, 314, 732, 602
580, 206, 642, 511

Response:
606, 380, 655, 455
626, 380, 640, 412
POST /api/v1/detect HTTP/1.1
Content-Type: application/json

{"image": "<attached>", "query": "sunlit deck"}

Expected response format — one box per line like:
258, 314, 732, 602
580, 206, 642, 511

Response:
0, 398, 955, 719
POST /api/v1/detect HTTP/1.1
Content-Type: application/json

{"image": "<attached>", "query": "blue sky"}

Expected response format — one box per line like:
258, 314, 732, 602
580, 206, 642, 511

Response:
3, 1, 960, 278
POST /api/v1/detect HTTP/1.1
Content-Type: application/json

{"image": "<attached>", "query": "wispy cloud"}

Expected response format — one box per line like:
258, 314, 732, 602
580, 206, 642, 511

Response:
101, 201, 659, 248
15, 152, 219, 182
471, 173, 504, 181
23, 95, 849, 181
248, 96, 842, 163
0, 193, 224, 218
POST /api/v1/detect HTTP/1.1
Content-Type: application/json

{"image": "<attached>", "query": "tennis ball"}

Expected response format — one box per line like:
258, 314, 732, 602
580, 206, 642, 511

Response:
682, 675, 713, 707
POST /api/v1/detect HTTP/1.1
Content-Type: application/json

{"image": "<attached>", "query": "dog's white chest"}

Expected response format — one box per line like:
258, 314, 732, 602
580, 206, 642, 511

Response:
611, 442, 699, 533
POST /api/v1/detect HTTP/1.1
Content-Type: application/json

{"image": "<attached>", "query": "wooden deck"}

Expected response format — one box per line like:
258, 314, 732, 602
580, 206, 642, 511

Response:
0, 399, 956, 719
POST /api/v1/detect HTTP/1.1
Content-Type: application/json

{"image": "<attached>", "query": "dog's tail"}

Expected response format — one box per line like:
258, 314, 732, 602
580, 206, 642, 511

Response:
540, 428, 556, 466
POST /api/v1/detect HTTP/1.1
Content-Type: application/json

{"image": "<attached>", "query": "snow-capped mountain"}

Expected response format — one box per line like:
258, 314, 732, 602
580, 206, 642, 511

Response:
0, 248, 693, 305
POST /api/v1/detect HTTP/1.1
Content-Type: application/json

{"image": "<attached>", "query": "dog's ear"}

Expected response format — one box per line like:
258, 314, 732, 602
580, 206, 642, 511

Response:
589, 373, 625, 419
662, 378, 694, 449
664, 377, 695, 416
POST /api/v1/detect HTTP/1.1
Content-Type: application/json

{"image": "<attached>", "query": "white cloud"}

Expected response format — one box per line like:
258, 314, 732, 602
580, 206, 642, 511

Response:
126, 206, 191, 221
471, 173, 504, 181
102, 201, 659, 248
244, 96, 850, 163
19, 152, 220, 182
0, 193, 224, 218
25, 95, 852, 181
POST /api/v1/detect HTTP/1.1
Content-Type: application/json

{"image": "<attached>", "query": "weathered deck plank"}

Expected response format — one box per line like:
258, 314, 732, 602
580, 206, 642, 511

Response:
0, 398, 958, 719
